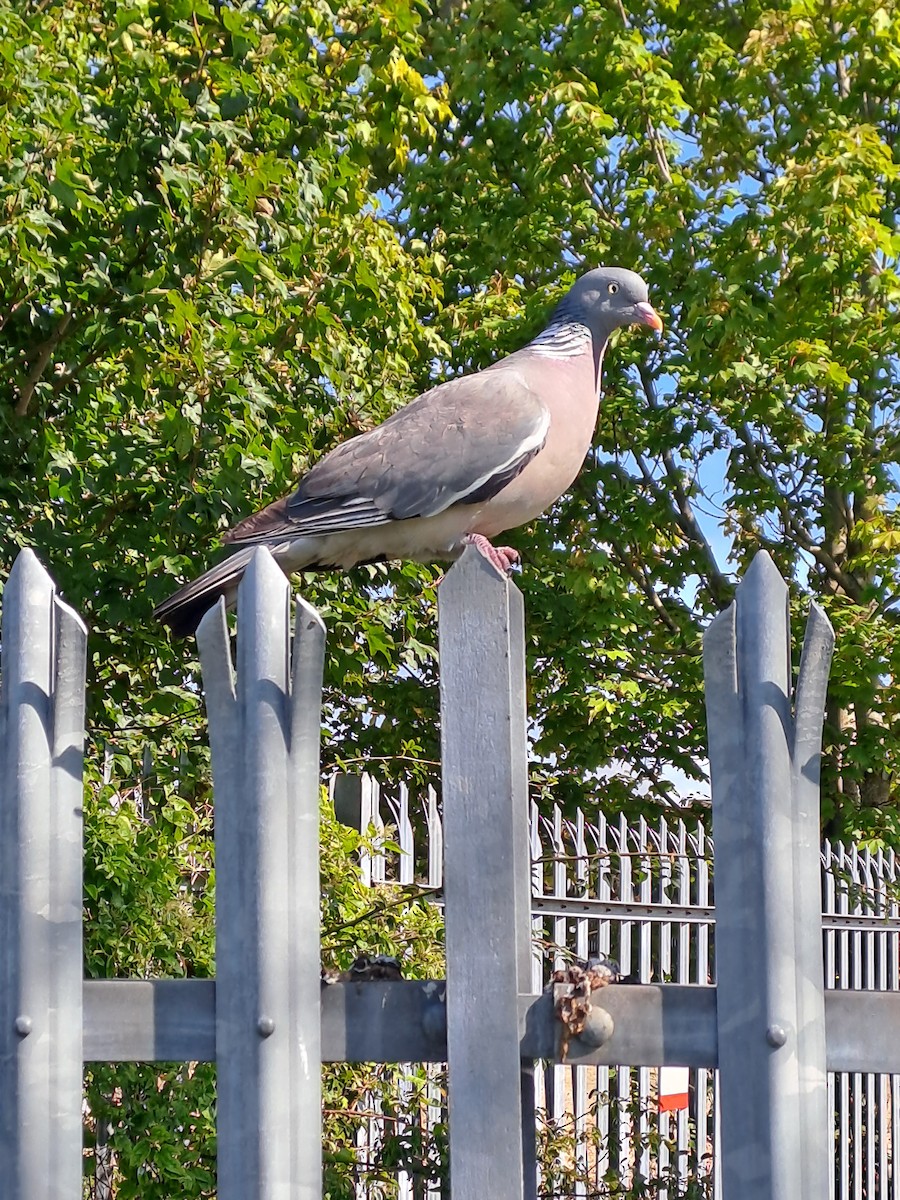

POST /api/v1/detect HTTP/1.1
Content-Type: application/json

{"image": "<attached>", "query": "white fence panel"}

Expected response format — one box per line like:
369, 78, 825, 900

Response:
342, 775, 900, 1199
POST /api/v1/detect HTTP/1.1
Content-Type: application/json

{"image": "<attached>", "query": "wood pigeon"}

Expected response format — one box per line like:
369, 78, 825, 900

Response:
154, 266, 662, 635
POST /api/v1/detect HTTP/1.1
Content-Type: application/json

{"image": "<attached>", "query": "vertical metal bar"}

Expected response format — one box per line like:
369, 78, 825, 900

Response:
0, 548, 87, 1200
552, 805, 567, 971
888, 852, 898, 1200
675, 821, 691, 1185
289, 595, 327, 1195
827, 1071, 837, 1200
618, 813, 633, 981
830, 835, 844, 1200
837, 843, 850, 1200
704, 550, 832, 1200
425, 785, 442, 889
850, 845, 862, 1200
892, 1075, 899, 1200
713, 1080, 724, 1200
197, 548, 326, 1200
396, 783, 414, 885
862, 861, 876, 1200
529, 800, 544, 994
657, 818, 672, 1193
793, 600, 833, 1200
824, 842, 836, 989
528, 796, 548, 1199
866, 1070, 875, 1200
439, 548, 529, 1200
658, 815, 672, 977
875, 859, 888, 1200
504, 561, 539, 1200
398, 1072, 416, 1200
637, 818, 652, 1185
615, 806, 633, 1184
840, 1076, 849, 1200
568, 811, 589, 1200
853, 1066, 862, 1200
573, 814, 589, 963
353, 1105, 368, 1198
361, 776, 384, 885
617, 817, 635, 1187
575, 808, 588, 896
655, 819, 672, 1194
425, 1064, 444, 1200
695, 823, 712, 1189
594, 816, 611, 1185
852, 1000, 862, 1200
573, 1062, 588, 1200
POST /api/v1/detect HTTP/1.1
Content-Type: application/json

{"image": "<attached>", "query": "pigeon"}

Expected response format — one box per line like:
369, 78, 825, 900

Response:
154, 266, 662, 635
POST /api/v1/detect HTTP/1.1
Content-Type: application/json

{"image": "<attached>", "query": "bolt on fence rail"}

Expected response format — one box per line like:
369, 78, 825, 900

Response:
4, 543, 900, 1200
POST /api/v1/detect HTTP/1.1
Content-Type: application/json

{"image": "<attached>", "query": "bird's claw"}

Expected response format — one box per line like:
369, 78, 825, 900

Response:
464, 534, 520, 574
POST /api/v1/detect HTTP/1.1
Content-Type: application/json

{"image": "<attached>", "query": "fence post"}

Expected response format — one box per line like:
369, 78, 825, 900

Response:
0, 548, 87, 1200
197, 547, 326, 1200
439, 547, 534, 1200
704, 550, 833, 1200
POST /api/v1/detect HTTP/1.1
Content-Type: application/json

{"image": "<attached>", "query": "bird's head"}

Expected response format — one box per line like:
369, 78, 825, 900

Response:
552, 266, 663, 339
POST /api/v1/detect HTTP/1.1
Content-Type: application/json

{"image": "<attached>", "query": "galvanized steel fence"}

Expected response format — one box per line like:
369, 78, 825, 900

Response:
340, 778, 900, 1198
1, 542, 897, 1200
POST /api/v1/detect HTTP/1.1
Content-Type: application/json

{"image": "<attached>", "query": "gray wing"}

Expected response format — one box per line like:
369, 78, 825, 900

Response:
225, 367, 549, 545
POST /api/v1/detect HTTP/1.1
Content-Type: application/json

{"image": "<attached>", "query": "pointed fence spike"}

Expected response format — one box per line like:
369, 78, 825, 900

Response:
200, 545, 325, 1200
290, 597, 327, 755
791, 600, 835, 1196
197, 597, 237, 741
794, 602, 836, 771
236, 547, 292, 692
704, 552, 830, 1200
1, 549, 86, 1199
51, 594, 88, 754
702, 602, 739, 779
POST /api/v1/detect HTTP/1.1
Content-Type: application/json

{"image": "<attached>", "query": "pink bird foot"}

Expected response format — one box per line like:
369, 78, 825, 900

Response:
464, 533, 520, 574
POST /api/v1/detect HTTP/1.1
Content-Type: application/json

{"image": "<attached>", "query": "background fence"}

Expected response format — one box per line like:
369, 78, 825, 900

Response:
337, 776, 900, 1200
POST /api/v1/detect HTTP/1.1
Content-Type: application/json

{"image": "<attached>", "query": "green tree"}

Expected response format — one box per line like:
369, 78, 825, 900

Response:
3, 0, 900, 1191
0, 0, 451, 780
398, 0, 900, 837
7, 0, 899, 837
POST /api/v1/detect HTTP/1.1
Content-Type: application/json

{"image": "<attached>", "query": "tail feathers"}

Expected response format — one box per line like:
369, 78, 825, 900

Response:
153, 548, 258, 638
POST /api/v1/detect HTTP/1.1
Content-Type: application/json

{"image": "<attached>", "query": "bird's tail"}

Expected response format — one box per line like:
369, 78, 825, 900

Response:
153, 547, 259, 638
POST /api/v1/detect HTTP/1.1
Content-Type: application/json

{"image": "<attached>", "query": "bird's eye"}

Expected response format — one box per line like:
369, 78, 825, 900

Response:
607, 283, 619, 295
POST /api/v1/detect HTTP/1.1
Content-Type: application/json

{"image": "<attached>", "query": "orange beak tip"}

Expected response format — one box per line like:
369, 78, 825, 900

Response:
634, 302, 664, 333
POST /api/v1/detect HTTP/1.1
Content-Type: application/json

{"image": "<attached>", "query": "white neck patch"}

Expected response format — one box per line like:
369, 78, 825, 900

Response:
528, 320, 593, 358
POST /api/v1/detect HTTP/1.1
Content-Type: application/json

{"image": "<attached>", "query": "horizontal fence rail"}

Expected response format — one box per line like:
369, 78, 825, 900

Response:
75, 978, 900, 1073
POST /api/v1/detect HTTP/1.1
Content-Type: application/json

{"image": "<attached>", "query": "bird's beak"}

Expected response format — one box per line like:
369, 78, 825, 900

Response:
633, 301, 664, 332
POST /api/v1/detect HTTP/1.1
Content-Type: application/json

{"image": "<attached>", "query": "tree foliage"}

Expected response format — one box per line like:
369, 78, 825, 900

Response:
4, 0, 899, 835
1, 0, 450, 781
399, 0, 900, 836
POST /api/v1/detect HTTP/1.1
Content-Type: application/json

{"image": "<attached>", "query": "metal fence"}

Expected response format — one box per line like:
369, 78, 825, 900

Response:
339, 777, 900, 1200
4, 542, 899, 1200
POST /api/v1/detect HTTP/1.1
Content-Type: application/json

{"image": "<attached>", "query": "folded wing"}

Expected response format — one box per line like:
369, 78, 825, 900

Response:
224, 368, 550, 547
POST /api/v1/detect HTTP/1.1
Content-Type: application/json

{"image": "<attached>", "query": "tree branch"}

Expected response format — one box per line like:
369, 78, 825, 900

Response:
637, 364, 733, 607
14, 308, 73, 417
607, 533, 681, 635
737, 422, 866, 603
